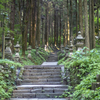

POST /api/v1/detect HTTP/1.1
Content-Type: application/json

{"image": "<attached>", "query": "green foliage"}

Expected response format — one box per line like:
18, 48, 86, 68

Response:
58, 56, 66, 65
58, 47, 100, 100
0, 59, 22, 100
19, 47, 49, 65
58, 50, 66, 60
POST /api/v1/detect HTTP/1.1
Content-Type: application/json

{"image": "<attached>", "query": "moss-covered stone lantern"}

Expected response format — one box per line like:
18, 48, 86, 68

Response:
5, 32, 12, 60
61, 44, 64, 53
76, 31, 85, 51
65, 45, 69, 58
14, 41, 20, 62
69, 41, 73, 57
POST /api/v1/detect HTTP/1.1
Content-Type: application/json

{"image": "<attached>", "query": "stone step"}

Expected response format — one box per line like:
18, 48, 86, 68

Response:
21, 82, 62, 85
10, 98, 68, 100
23, 72, 61, 76
12, 93, 64, 98
22, 75, 61, 79
16, 85, 68, 90
24, 65, 63, 69
24, 69, 61, 73
22, 78, 62, 82
41, 62, 58, 65
11, 63, 67, 99
13, 88, 67, 93
10, 98, 67, 100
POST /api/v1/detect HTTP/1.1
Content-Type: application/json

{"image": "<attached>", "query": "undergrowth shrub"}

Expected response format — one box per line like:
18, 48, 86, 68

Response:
19, 47, 49, 65
58, 47, 100, 100
0, 59, 22, 100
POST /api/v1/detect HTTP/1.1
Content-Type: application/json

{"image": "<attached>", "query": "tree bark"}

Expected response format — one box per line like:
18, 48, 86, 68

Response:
75, 0, 78, 36
22, 0, 25, 56
32, 0, 37, 49
89, 0, 95, 49
97, 0, 99, 36
10, 0, 15, 53
36, 0, 40, 47
84, 0, 90, 49
59, 10, 61, 48
92, 0, 95, 48
70, 0, 73, 41
54, 8, 57, 46
45, 4, 49, 46
79, 0, 83, 36
29, 0, 33, 46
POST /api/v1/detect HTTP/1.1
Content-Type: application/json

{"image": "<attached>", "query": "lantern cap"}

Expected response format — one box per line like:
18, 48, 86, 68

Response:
15, 53, 20, 58
5, 33, 11, 40
76, 31, 85, 40
70, 41, 73, 46
65, 45, 69, 50
14, 41, 20, 48
27, 45, 32, 50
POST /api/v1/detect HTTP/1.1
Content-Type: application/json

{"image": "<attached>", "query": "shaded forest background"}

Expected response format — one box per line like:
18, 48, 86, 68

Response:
0, 0, 100, 56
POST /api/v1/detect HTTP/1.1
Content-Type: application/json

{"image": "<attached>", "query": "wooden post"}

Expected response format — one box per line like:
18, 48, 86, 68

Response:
92, 74, 100, 90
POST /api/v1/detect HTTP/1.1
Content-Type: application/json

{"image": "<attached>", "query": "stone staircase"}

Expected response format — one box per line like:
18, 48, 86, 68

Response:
11, 65, 68, 100
46, 52, 58, 62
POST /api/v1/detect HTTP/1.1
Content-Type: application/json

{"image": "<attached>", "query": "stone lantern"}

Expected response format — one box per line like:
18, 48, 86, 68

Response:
61, 44, 64, 53
65, 45, 69, 58
69, 41, 73, 57
76, 31, 85, 51
5, 32, 12, 60
14, 41, 20, 62
27, 45, 32, 59
44, 45, 47, 51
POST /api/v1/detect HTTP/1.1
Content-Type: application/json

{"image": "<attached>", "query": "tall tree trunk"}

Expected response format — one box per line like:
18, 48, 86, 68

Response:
79, 0, 83, 36
84, 0, 90, 49
24, 0, 29, 50
56, 10, 58, 46
36, 0, 40, 47
92, 0, 95, 48
32, 0, 37, 49
67, 0, 70, 45
75, 0, 78, 36
22, 0, 25, 56
45, 4, 49, 46
97, 0, 99, 36
29, 0, 33, 46
54, 8, 57, 46
10, 0, 15, 53
89, 0, 92, 49
59, 10, 61, 48
70, 0, 73, 41
89, 0, 95, 49
45, 7, 47, 45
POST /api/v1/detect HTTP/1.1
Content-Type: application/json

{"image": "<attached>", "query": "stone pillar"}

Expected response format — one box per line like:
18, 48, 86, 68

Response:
65, 45, 69, 58
92, 74, 100, 90
27, 45, 32, 59
14, 41, 20, 62
69, 41, 73, 57
5, 33, 12, 60
61, 44, 64, 53
61, 44, 64, 51
44, 45, 48, 51
76, 31, 85, 51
